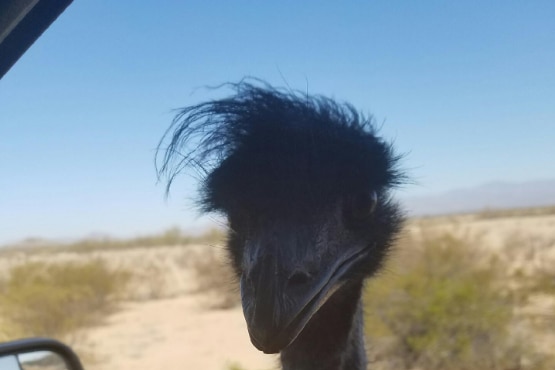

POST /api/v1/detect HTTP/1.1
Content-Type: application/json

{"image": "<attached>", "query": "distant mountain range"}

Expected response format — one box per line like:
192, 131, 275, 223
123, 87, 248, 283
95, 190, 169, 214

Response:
400, 179, 555, 216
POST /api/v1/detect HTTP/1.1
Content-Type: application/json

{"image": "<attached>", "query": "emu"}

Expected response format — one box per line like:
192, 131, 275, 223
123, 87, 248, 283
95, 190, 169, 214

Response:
157, 81, 404, 370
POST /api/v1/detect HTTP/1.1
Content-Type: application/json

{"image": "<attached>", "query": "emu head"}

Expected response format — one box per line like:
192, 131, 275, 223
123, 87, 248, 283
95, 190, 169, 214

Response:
158, 81, 403, 354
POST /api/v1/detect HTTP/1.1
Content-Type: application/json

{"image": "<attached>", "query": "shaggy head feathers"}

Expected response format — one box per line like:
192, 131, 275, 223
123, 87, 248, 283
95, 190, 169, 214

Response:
157, 81, 402, 217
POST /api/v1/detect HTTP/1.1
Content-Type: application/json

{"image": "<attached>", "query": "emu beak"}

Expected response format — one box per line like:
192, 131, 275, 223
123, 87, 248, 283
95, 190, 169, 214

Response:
240, 243, 368, 354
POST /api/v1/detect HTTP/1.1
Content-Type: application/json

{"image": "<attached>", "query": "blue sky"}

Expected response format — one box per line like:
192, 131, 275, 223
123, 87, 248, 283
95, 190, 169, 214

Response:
1, 1, 554, 244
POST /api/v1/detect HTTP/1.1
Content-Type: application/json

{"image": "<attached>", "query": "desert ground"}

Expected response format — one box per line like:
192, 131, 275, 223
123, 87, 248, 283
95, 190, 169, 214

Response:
82, 296, 277, 370
1, 209, 554, 370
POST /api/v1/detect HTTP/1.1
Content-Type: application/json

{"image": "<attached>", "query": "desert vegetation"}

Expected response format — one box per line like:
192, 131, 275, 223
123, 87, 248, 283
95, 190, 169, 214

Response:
189, 247, 240, 309
0, 209, 554, 370
0, 260, 130, 342
364, 228, 555, 370
0, 227, 224, 255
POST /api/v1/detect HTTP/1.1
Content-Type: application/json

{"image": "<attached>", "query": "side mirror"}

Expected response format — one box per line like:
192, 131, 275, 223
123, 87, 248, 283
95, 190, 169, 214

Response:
0, 338, 84, 370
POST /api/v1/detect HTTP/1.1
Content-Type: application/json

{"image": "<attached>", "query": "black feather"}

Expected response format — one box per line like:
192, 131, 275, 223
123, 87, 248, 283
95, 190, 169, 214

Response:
156, 80, 404, 217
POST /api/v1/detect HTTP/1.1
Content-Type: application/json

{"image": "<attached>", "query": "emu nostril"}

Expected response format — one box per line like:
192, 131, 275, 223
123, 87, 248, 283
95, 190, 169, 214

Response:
287, 270, 311, 287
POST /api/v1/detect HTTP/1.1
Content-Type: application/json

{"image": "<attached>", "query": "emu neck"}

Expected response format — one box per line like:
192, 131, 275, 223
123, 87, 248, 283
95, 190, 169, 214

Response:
280, 282, 366, 370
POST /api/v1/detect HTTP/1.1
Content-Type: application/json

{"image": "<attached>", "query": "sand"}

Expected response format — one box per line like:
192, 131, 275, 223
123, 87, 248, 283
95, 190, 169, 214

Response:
83, 296, 277, 370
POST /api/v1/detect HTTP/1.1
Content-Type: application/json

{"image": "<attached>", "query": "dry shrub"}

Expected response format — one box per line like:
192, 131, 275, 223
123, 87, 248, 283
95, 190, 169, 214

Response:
1, 227, 226, 254
529, 268, 555, 296
126, 260, 171, 301
0, 260, 130, 342
226, 363, 249, 370
364, 228, 555, 370
190, 247, 240, 309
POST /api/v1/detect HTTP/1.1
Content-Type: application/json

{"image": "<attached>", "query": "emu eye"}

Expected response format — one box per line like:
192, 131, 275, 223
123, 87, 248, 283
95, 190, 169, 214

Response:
344, 190, 378, 225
